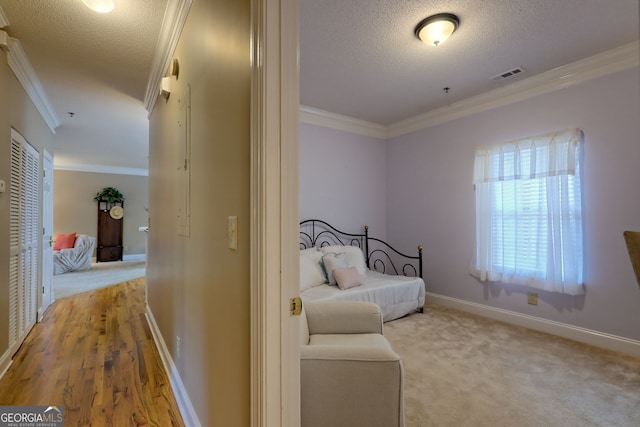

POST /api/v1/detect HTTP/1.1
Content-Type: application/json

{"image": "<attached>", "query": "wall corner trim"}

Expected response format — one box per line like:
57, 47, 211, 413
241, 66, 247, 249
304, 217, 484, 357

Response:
426, 292, 640, 358
6, 38, 60, 133
145, 307, 201, 427
143, 0, 192, 115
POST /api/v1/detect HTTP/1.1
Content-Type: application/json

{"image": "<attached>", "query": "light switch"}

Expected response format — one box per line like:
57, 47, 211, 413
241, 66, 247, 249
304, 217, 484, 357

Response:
228, 216, 238, 250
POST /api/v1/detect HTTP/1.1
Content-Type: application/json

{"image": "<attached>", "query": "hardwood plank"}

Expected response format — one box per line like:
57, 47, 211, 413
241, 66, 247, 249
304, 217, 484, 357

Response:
0, 278, 184, 427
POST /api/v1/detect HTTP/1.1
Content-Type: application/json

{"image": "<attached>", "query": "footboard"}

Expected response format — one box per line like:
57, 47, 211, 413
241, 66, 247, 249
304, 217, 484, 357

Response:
299, 219, 423, 279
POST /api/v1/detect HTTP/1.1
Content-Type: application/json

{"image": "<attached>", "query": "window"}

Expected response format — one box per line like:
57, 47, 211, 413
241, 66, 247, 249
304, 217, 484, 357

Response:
471, 128, 584, 295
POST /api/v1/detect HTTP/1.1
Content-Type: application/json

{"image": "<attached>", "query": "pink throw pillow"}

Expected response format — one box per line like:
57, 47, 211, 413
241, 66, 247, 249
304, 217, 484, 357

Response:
53, 233, 77, 250
333, 266, 365, 290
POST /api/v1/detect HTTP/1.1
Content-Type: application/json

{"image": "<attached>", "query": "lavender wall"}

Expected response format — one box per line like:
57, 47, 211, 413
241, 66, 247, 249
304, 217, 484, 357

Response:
300, 122, 387, 239
386, 67, 640, 341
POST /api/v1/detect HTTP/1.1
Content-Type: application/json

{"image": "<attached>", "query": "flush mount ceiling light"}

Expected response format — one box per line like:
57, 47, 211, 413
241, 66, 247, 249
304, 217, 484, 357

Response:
415, 13, 459, 47
82, 0, 115, 13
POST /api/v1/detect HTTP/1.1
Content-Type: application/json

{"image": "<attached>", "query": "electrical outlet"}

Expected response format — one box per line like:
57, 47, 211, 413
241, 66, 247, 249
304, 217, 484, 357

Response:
176, 336, 181, 359
527, 292, 538, 305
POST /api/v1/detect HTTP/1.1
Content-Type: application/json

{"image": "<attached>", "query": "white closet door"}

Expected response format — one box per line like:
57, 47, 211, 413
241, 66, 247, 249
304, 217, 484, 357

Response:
9, 138, 21, 349
9, 129, 39, 354
23, 141, 39, 333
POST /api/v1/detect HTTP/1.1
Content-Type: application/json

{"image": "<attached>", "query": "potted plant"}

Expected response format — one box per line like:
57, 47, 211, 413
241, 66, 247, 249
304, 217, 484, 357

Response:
94, 187, 125, 204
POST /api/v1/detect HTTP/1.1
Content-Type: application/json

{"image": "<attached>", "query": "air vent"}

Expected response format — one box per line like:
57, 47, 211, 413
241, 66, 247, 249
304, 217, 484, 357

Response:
491, 66, 526, 81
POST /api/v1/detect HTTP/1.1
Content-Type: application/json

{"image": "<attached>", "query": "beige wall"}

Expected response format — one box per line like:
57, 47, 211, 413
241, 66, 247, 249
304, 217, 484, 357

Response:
146, 0, 251, 424
53, 170, 148, 256
0, 49, 54, 361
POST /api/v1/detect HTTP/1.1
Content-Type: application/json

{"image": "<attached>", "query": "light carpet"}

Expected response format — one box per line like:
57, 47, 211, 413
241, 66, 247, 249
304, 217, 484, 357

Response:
53, 261, 146, 299
384, 303, 640, 427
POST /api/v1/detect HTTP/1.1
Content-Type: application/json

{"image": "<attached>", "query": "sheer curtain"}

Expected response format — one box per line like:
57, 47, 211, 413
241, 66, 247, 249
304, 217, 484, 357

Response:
471, 128, 584, 295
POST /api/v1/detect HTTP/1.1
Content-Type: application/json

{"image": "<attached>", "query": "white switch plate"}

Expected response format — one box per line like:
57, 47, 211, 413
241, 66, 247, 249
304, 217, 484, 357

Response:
228, 216, 238, 250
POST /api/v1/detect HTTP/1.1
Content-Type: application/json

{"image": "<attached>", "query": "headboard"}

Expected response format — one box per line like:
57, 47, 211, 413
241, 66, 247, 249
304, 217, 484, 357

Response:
300, 219, 423, 278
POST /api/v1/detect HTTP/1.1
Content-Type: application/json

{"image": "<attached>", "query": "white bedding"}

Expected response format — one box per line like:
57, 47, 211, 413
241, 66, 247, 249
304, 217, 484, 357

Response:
301, 270, 426, 322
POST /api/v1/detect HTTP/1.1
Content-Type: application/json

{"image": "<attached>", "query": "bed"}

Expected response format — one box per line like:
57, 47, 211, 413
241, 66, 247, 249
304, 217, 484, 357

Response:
299, 219, 426, 321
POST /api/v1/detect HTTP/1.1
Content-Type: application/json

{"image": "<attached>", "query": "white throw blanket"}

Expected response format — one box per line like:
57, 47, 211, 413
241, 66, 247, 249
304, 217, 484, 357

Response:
53, 234, 96, 275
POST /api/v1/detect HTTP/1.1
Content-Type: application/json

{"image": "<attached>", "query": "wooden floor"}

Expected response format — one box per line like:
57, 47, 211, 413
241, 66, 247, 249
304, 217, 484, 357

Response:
0, 277, 184, 427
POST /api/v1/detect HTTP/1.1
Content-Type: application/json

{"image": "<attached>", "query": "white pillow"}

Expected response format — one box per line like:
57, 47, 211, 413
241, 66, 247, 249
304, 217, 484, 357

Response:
300, 249, 326, 291
321, 250, 368, 286
333, 266, 365, 290
320, 245, 367, 275
321, 252, 347, 285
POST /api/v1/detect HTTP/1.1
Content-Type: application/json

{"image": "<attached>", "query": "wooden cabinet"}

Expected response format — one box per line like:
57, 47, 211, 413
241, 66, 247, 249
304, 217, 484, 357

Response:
97, 200, 123, 262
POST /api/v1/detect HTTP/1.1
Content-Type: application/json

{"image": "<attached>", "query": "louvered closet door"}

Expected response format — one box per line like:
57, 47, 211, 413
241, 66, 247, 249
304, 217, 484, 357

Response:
9, 130, 39, 353
9, 138, 21, 349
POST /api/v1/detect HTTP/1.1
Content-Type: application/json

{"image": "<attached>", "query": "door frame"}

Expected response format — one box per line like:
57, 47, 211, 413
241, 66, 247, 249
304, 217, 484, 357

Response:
250, 0, 300, 425
39, 149, 54, 318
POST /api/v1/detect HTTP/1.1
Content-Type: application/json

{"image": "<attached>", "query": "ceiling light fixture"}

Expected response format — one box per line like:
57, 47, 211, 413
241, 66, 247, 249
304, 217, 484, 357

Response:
82, 0, 115, 13
415, 13, 459, 47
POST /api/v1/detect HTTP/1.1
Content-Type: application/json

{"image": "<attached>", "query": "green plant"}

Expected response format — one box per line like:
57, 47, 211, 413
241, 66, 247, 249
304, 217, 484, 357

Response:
94, 187, 124, 203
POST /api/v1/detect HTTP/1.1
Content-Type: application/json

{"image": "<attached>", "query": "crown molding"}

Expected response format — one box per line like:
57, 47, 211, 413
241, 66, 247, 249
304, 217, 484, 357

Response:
299, 105, 386, 139
0, 5, 9, 28
143, 0, 192, 115
6, 38, 60, 133
54, 162, 149, 177
386, 41, 640, 138
301, 43, 639, 140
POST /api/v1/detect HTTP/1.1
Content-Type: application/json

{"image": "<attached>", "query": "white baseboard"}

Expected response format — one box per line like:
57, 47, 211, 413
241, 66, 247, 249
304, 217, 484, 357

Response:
91, 254, 146, 262
123, 253, 146, 262
0, 349, 13, 381
426, 292, 640, 357
146, 307, 201, 427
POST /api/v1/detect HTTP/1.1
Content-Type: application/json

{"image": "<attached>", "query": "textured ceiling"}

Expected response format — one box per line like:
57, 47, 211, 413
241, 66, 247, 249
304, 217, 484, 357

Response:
0, 0, 167, 171
0, 0, 638, 171
300, 0, 640, 125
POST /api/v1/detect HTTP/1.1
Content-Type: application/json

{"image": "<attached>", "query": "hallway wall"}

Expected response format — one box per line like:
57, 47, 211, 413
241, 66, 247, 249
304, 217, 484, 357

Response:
146, 0, 252, 424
